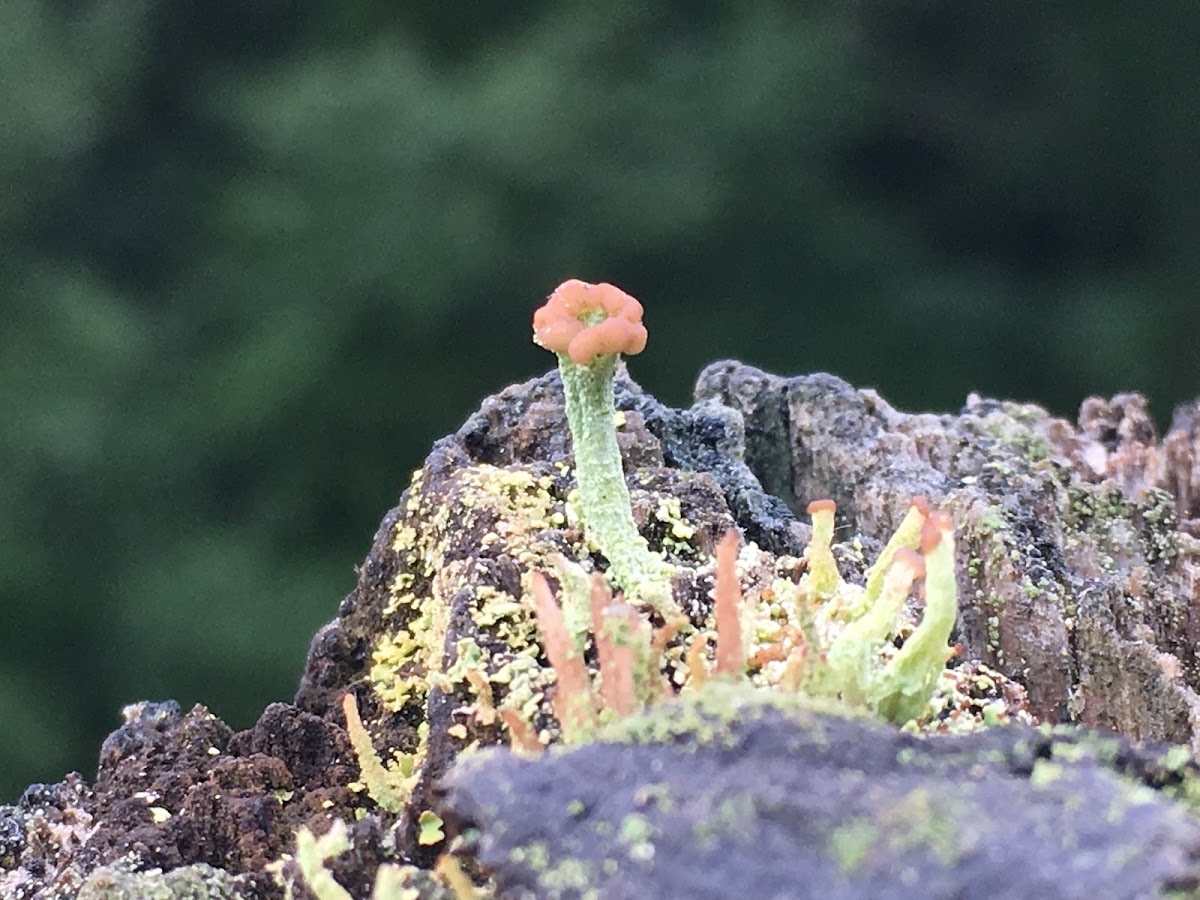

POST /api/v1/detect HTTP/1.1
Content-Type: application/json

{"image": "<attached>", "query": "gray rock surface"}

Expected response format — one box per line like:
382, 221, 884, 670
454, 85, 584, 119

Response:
697, 362, 1200, 743
442, 684, 1200, 900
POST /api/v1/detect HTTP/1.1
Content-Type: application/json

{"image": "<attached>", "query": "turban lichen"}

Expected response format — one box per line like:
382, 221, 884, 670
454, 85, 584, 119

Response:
533, 279, 648, 366
533, 279, 677, 618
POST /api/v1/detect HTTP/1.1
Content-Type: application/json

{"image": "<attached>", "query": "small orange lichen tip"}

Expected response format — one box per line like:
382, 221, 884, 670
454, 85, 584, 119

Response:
891, 547, 927, 580
714, 530, 745, 677
589, 573, 637, 717
533, 278, 648, 366
919, 510, 954, 554
531, 572, 596, 740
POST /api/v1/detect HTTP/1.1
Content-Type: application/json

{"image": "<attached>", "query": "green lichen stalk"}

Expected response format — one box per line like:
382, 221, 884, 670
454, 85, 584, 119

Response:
557, 353, 672, 606
853, 497, 930, 618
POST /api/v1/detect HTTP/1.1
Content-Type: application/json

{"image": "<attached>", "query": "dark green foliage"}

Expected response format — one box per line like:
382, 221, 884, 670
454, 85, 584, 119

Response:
2, 0, 1198, 799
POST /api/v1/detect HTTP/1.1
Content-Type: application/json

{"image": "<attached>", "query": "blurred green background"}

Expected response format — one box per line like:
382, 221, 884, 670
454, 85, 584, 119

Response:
3, 1, 1198, 799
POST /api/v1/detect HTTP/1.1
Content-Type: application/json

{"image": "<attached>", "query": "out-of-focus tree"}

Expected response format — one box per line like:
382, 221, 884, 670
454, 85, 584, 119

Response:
2, 0, 157, 794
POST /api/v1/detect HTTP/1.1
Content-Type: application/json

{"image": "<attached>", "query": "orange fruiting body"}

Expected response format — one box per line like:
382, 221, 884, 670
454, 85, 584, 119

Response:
533, 278, 648, 366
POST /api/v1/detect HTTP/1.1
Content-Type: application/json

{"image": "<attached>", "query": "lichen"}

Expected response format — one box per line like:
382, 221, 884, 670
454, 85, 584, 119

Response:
369, 462, 578, 757
269, 819, 463, 900
77, 864, 251, 900
532, 281, 680, 617
828, 788, 967, 875
342, 693, 413, 814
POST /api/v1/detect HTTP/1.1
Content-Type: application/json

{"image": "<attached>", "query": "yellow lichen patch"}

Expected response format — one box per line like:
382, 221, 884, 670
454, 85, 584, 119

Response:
492, 648, 558, 737
457, 466, 563, 539
654, 496, 697, 555
370, 586, 449, 713
469, 584, 526, 630
391, 524, 419, 554
369, 461, 587, 759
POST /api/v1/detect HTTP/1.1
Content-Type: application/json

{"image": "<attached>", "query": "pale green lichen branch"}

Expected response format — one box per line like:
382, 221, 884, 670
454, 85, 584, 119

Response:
276, 818, 457, 900
803, 500, 841, 598
341, 692, 411, 814
796, 498, 959, 724
854, 497, 931, 618
289, 820, 353, 900
557, 354, 674, 605
870, 511, 959, 723
823, 547, 925, 711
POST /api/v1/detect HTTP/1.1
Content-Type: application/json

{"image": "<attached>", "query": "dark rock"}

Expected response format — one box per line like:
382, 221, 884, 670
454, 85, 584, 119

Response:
441, 685, 1200, 900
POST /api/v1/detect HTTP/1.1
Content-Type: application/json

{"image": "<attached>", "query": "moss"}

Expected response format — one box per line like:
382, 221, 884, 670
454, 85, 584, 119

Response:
829, 819, 879, 873
78, 864, 250, 900
618, 813, 658, 863
598, 680, 851, 750
828, 788, 969, 875
692, 790, 757, 850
